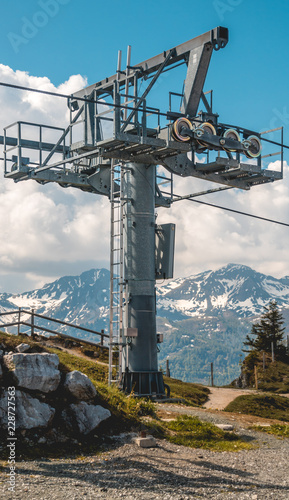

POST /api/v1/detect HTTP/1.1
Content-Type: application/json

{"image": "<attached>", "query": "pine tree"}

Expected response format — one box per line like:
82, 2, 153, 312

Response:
243, 301, 286, 355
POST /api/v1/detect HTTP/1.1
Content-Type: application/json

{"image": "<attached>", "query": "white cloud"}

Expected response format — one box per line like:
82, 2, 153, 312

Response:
157, 160, 289, 280
0, 64, 288, 293
0, 65, 110, 292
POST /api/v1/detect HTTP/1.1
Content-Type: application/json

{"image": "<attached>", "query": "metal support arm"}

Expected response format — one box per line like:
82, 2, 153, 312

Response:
72, 27, 228, 100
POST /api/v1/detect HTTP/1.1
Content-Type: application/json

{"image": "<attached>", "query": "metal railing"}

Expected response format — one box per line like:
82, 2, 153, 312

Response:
0, 308, 109, 348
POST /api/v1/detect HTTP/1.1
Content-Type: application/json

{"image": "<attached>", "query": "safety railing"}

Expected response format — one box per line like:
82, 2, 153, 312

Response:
0, 308, 108, 348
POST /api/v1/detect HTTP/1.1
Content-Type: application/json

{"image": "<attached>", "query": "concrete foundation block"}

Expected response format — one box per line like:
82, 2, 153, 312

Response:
134, 435, 156, 448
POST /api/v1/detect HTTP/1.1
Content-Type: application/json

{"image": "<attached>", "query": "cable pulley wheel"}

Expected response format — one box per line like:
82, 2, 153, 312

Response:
244, 135, 262, 158
222, 128, 241, 152
195, 122, 216, 147
172, 118, 193, 142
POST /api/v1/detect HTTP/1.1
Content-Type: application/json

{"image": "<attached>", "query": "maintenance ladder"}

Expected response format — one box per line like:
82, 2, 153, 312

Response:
108, 161, 127, 385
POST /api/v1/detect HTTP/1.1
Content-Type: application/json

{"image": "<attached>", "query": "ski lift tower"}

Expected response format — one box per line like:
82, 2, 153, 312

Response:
1, 27, 284, 397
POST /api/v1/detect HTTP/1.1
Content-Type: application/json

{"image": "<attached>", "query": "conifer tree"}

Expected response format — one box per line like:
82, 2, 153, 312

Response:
243, 301, 286, 355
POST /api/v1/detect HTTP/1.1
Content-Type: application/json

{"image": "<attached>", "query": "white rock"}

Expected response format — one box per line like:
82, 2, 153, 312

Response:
15, 343, 30, 353
0, 390, 55, 429
64, 402, 111, 434
64, 370, 97, 400
215, 424, 234, 431
3, 353, 60, 392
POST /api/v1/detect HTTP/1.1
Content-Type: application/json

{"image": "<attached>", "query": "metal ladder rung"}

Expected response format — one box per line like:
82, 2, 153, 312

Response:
109, 163, 126, 387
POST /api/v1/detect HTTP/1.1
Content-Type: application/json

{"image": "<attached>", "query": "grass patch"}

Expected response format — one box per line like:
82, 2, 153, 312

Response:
239, 352, 289, 393
163, 376, 210, 406
47, 347, 108, 382
251, 424, 289, 438
0, 331, 44, 352
257, 359, 289, 393
162, 415, 253, 452
0, 331, 252, 455
224, 394, 289, 422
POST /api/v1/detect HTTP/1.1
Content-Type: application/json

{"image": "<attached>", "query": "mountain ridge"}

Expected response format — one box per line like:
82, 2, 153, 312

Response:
1, 263, 289, 324
1, 263, 288, 385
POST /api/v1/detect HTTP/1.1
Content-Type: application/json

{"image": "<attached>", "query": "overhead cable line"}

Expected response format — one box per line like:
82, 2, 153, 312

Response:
0, 80, 289, 150
173, 195, 289, 227
0, 81, 169, 118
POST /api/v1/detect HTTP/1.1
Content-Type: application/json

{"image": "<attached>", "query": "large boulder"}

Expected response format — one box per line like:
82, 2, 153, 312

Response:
64, 370, 97, 401
63, 402, 111, 435
0, 390, 55, 429
3, 353, 61, 392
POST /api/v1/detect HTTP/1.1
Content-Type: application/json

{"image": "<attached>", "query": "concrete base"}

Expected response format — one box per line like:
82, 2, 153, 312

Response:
121, 370, 166, 397
134, 435, 157, 448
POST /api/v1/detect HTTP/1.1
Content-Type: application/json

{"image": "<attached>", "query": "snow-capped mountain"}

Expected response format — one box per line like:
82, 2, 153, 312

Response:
157, 263, 289, 319
1, 264, 288, 385
0, 269, 111, 334
1, 264, 289, 329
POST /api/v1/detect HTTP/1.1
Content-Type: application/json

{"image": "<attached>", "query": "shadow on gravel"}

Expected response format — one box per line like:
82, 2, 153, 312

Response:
14, 451, 289, 496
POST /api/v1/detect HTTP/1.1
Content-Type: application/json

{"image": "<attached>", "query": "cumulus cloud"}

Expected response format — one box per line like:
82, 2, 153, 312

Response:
157, 160, 289, 280
0, 64, 288, 293
0, 65, 110, 292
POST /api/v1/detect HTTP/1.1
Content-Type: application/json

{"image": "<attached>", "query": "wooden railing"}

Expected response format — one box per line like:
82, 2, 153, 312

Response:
0, 308, 109, 348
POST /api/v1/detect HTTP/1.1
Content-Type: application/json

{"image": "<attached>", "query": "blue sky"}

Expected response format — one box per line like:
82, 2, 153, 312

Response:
0, 0, 288, 293
0, 0, 289, 144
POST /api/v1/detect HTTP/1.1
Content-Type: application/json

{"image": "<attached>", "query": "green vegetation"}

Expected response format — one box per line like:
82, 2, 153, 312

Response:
258, 359, 289, 393
251, 424, 289, 438
237, 350, 289, 393
243, 301, 287, 357
235, 303, 289, 393
158, 313, 251, 386
163, 376, 210, 406
163, 415, 253, 452
224, 394, 289, 422
0, 331, 44, 352
0, 331, 254, 458
48, 347, 108, 382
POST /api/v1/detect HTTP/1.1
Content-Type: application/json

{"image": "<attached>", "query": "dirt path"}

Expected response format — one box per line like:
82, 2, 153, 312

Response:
203, 387, 258, 410
45, 342, 109, 367
202, 386, 289, 410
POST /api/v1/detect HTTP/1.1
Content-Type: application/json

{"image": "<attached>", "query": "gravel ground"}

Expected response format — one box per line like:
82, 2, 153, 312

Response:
1, 423, 289, 500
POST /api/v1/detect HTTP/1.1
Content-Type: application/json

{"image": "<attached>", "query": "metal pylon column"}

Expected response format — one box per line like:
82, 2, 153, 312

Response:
109, 161, 125, 385
120, 162, 166, 396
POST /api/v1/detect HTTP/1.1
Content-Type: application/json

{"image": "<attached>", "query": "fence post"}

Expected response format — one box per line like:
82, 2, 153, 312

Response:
211, 362, 214, 387
101, 329, 104, 346
31, 309, 35, 339
271, 342, 275, 363
254, 365, 258, 390
17, 307, 21, 336
166, 358, 171, 377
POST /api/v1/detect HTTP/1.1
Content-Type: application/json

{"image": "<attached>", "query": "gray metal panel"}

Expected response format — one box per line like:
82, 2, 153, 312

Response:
155, 223, 175, 280
122, 163, 158, 373
180, 44, 213, 117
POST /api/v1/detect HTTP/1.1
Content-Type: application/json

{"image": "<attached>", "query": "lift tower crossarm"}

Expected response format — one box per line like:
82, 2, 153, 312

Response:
72, 27, 228, 100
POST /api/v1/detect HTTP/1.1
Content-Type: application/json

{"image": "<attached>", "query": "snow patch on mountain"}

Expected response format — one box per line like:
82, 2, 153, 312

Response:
0, 264, 289, 334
